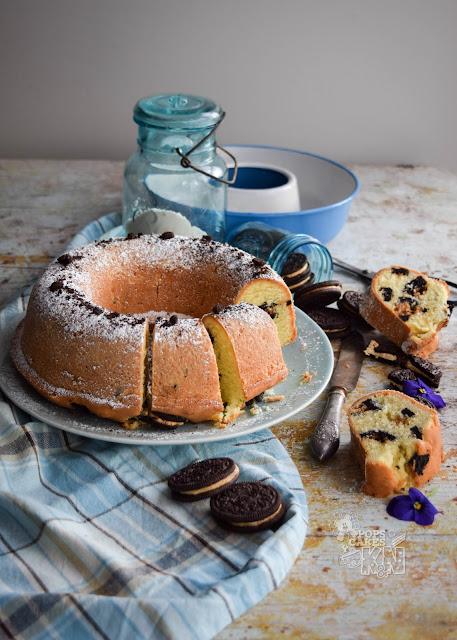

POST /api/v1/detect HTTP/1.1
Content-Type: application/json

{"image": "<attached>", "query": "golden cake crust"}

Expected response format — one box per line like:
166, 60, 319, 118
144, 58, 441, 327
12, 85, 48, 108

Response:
360, 266, 449, 358
348, 390, 443, 498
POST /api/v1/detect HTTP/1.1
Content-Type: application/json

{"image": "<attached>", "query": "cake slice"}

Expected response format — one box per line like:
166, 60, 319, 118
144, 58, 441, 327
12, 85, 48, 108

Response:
360, 266, 450, 357
149, 316, 223, 423
348, 390, 443, 498
203, 302, 288, 423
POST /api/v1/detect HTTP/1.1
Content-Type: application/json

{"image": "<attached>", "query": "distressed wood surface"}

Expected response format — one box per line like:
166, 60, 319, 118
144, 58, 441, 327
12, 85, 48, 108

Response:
1, 159, 456, 639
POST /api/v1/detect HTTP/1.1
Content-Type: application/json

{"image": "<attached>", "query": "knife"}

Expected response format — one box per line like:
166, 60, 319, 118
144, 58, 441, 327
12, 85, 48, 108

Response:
310, 330, 365, 462
333, 257, 457, 293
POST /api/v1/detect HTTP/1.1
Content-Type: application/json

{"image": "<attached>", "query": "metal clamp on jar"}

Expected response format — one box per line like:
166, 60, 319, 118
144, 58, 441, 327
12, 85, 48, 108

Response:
123, 93, 237, 242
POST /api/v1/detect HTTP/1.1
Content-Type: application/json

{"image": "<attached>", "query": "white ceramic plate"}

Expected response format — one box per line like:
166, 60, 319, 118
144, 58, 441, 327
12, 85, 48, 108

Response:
0, 309, 333, 445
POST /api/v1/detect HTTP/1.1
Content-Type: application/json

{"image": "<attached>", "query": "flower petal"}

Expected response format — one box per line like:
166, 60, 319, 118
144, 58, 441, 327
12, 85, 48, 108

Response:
414, 502, 438, 526
386, 495, 415, 521
408, 487, 426, 503
402, 378, 446, 409
403, 379, 420, 397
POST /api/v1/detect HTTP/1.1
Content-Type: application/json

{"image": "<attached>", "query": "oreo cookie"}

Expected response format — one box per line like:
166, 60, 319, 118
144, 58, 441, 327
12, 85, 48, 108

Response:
364, 337, 407, 365
168, 457, 239, 502
306, 307, 352, 339
280, 252, 309, 278
280, 253, 315, 292
406, 355, 442, 388
294, 280, 342, 311
387, 368, 418, 389
141, 411, 186, 430
337, 291, 371, 326
210, 481, 285, 533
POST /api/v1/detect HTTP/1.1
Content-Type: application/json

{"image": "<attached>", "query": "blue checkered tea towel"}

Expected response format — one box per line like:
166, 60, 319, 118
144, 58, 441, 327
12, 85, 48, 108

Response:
0, 213, 308, 640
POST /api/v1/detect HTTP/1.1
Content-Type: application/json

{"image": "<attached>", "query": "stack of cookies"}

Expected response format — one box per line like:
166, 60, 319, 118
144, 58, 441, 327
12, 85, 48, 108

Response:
281, 252, 350, 339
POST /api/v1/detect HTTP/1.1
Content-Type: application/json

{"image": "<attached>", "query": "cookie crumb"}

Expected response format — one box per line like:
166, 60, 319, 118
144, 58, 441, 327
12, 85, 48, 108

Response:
300, 371, 315, 384
265, 395, 285, 403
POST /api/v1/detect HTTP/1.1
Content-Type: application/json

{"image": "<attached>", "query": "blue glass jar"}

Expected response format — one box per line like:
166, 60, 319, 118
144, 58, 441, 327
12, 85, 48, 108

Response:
123, 93, 228, 241
226, 221, 333, 282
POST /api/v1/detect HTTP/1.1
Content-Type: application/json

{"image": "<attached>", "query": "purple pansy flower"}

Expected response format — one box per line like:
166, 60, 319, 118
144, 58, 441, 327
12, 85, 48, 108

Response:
402, 377, 446, 409
386, 487, 439, 526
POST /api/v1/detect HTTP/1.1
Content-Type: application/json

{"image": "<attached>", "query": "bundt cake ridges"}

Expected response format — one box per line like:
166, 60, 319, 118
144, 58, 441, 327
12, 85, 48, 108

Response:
11, 233, 296, 426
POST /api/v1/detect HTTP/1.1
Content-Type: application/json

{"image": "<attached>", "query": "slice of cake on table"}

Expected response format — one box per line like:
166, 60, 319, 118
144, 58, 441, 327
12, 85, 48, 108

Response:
203, 303, 288, 423
360, 266, 450, 358
348, 390, 443, 498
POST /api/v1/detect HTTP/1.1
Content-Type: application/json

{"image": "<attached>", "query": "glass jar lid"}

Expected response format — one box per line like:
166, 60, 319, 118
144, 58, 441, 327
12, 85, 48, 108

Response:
133, 93, 224, 131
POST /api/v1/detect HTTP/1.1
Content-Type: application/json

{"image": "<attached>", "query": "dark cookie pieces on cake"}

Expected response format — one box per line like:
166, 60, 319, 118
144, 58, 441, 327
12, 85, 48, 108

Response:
210, 481, 285, 532
168, 457, 240, 502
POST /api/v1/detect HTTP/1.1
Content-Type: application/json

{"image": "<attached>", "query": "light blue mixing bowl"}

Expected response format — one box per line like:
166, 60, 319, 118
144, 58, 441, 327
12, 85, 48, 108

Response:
225, 145, 359, 244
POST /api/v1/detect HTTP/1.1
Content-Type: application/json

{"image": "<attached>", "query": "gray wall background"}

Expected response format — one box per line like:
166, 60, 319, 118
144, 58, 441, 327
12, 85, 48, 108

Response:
2, 0, 457, 170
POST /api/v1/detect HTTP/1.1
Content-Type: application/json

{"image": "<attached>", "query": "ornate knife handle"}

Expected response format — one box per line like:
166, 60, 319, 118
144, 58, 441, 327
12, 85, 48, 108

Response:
310, 388, 346, 462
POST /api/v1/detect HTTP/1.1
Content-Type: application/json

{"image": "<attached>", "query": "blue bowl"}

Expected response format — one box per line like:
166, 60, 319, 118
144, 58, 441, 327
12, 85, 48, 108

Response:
224, 145, 359, 244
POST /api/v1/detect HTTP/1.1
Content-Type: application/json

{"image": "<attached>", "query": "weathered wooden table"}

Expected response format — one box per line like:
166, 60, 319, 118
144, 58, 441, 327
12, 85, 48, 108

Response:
1, 160, 456, 639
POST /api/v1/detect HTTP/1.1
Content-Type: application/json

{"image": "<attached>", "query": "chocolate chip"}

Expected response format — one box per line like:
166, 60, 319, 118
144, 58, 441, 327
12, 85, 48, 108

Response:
127, 232, 137, 240
410, 426, 423, 439
49, 280, 64, 292
408, 453, 430, 475
359, 398, 382, 412
401, 407, 415, 417
212, 305, 225, 314
159, 231, 174, 240
57, 253, 73, 266
360, 430, 396, 443
381, 287, 393, 302
404, 276, 427, 296
252, 257, 266, 267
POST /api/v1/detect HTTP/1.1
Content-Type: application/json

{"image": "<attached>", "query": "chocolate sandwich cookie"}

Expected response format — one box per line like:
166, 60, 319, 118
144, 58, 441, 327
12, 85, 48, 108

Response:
337, 291, 372, 326
210, 481, 285, 533
280, 253, 315, 292
406, 355, 442, 388
141, 411, 186, 430
387, 368, 418, 389
280, 252, 309, 279
364, 337, 407, 365
306, 307, 352, 339
293, 280, 342, 311
168, 457, 240, 502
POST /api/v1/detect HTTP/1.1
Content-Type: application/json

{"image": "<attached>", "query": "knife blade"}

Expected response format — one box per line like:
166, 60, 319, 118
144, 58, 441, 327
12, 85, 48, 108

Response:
333, 257, 457, 292
310, 330, 365, 462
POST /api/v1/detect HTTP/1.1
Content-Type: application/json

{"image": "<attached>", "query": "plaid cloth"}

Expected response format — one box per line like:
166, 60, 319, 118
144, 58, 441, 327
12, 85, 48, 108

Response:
0, 214, 308, 640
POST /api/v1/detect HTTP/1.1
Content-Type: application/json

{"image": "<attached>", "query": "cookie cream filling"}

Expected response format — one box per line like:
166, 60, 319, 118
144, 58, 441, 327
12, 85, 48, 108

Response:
229, 503, 284, 527
180, 465, 240, 495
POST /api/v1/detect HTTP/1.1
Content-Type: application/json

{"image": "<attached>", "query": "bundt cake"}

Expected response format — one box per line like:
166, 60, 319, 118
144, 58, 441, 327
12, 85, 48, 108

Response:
11, 232, 296, 425
348, 390, 443, 498
360, 266, 450, 358
203, 303, 288, 423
